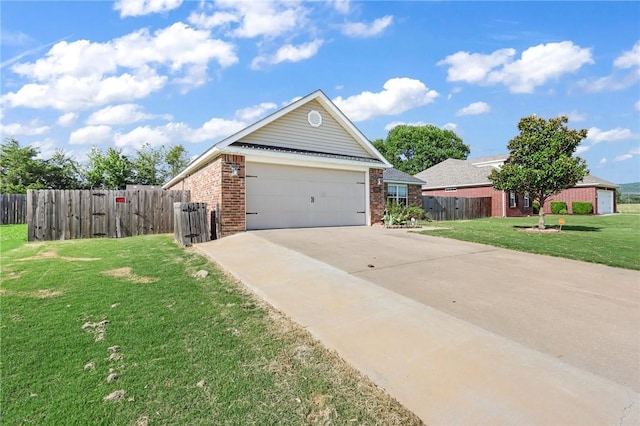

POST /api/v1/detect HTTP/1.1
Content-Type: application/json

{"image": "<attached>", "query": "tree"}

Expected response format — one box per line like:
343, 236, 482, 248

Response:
488, 115, 589, 229
45, 149, 83, 189
373, 125, 469, 175
0, 138, 49, 193
84, 147, 134, 189
164, 145, 190, 179
133, 143, 166, 186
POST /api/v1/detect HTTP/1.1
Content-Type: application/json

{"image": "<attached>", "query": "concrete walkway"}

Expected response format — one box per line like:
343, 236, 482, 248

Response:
196, 230, 639, 425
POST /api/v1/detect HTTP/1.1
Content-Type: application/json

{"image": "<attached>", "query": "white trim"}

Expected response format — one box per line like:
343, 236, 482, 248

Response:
385, 179, 425, 185
387, 183, 409, 205
502, 191, 506, 217
240, 149, 381, 171
365, 169, 371, 226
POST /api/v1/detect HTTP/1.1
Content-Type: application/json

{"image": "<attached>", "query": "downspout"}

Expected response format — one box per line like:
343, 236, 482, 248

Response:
502, 190, 506, 217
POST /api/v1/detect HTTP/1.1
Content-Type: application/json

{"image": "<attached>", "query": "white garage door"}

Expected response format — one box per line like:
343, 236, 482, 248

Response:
597, 190, 614, 214
245, 163, 366, 230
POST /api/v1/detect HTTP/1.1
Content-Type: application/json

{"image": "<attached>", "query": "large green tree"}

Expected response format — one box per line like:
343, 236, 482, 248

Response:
0, 138, 49, 193
373, 125, 469, 175
133, 143, 166, 186
84, 147, 134, 189
488, 115, 589, 229
164, 145, 190, 179
45, 149, 84, 189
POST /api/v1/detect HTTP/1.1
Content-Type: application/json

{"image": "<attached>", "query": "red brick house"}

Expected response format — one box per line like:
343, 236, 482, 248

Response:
415, 154, 618, 217
383, 168, 425, 207
163, 90, 392, 237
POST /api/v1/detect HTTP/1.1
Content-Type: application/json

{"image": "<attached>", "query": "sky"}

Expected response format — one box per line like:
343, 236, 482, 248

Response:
1, 0, 639, 184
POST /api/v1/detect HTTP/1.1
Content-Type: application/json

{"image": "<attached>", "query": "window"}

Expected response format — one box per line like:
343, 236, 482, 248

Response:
524, 194, 530, 208
387, 184, 408, 205
509, 191, 517, 208
444, 187, 457, 192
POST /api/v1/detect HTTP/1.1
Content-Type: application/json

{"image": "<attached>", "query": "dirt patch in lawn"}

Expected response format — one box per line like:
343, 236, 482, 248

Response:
102, 267, 159, 284
521, 227, 560, 233
17, 250, 101, 262
0, 288, 64, 298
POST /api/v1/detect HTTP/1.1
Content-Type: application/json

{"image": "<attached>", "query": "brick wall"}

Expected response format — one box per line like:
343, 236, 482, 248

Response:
424, 185, 608, 216
546, 187, 597, 214
369, 168, 385, 225
168, 154, 246, 237
220, 154, 246, 235
408, 184, 423, 207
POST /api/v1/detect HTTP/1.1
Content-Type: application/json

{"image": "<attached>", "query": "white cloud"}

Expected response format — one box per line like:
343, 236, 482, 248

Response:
341, 15, 393, 38
587, 127, 637, 144
0, 121, 50, 136
235, 102, 278, 122
69, 125, 113, 145
575, 145, 590, 154
252, 39, 323, 69
333, 78, 439, 122
188, 11, 238, 30
57, 112, 78, 127
384, 121, 426, 131
114, 0, 183, 17
281, 96, 302, 106
208, 0, 308, 39
566, 110, 587, 122
2, 22, 237, 111
614, 147, 640, 162
636, 101, 640, 111
598, 157, 607, 166
613, 41, 640, 69
87, 104, 169, 126
456, 101, 490, 116
442, 122, 458, 131
31, 138, 59, 159
114, 125, 171, 149
332, 0, 351, 14
438, 41, 593, 93
185, 117, 246, 143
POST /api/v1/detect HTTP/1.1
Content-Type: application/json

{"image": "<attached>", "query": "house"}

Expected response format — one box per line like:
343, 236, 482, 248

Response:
383, 168, 425, 207
163, 90, 392, 236
415, 154, 618, 216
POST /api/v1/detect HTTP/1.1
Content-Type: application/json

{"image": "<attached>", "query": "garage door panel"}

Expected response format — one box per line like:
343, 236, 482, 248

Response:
246, 163, 366, 230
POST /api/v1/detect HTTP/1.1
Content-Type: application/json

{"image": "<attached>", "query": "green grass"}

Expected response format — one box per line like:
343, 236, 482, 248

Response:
0, 224, 28, 252
418, 214, 640, 270
1, 227, 421, 425
618, 204, 640, 214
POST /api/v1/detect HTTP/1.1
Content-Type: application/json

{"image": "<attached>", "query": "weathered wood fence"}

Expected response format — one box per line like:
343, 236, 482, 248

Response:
173, 203, 211, 246
0, 194, 27, 225
423, 196, 492, 221
27, 189, 190, 241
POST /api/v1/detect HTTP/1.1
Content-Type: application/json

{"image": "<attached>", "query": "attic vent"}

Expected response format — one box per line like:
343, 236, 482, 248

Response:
307, 110, 322, 127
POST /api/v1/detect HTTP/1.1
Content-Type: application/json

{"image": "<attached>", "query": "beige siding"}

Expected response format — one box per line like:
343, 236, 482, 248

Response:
238, 99, 371, 158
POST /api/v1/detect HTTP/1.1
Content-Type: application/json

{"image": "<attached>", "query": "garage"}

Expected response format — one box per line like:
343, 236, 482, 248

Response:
245, 162, 366, 230
597, 189, 614, 214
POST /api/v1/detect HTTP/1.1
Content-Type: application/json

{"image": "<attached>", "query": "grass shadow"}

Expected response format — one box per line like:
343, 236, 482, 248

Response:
512, 225, 601, 232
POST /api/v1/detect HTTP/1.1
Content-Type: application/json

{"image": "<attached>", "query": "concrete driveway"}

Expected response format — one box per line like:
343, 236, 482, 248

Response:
197, 226, 640, 424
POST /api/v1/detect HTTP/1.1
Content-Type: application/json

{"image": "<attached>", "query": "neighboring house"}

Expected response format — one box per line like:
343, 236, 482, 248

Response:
163, 90, 392, 236
383, 168, 425, 207
415, 154, 618, 216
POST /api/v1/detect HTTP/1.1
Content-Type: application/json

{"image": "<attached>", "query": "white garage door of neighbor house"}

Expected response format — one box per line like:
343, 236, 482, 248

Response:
597, 189, 614, 214
245, 163, 367, 230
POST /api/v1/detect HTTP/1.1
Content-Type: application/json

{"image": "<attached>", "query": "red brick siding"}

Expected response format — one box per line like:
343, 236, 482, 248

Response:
423, 185, 612, 216
369, 168, 385, 225
167, 154, 246, 237
546, 187, 597, 214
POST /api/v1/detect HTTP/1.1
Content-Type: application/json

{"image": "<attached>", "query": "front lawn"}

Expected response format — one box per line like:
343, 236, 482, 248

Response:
418, 214, 640, 270
1, 226, 420, 425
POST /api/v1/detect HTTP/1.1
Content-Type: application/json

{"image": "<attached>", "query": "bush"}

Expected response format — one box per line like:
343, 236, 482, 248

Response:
383, 202, 429, 225
550, 201, 568, 214
532, 201, 540, 215
559, 208, 568, 215
572, 201, 593, 215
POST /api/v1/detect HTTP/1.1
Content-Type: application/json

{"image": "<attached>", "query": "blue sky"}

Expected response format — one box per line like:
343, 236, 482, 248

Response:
1, 0, 639, 184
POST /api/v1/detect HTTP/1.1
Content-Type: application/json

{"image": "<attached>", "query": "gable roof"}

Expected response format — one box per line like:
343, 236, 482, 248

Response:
164, 90, 391, 188
383, 168, 425, 185
415, 154, 619, 189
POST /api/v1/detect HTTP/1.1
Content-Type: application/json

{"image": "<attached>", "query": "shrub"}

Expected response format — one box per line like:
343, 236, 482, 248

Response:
572, 201, 593, 215
550, 201, 568, 214
559, 208, 568, 215
383, 202, 429, 225
532, 201, 540, 215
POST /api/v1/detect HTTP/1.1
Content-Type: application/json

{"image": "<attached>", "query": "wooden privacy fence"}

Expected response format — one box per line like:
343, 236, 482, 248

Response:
423, 196, 492, 221
0, 194, 27, 225
27, 189, 190, 242
173, 202, 211, 246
